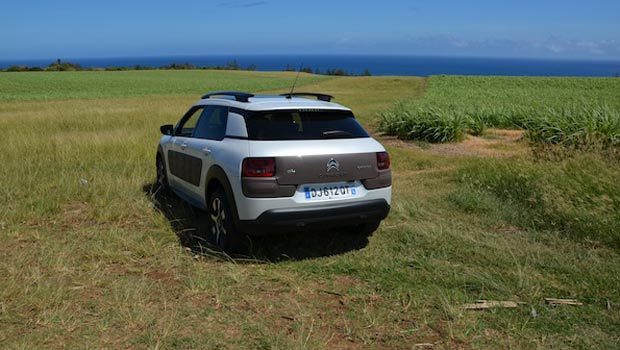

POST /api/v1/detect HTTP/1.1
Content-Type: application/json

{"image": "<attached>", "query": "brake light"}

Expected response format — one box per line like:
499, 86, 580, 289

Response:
242, 157, 276, 177
376, 152, 390, 170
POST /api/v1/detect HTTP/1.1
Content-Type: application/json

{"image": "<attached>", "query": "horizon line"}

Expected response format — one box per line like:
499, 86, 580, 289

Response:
2, 53, 620, 64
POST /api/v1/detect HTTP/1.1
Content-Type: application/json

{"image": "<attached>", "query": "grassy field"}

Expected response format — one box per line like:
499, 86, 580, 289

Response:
1, 71, 619, 349
0, 70, 332, 101
379, 76, 620, 146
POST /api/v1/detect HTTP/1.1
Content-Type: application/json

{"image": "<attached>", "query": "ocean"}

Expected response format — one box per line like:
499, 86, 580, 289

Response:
1, 55, 620, 77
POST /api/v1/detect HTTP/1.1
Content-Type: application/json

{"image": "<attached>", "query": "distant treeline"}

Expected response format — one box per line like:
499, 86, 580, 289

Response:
2, 59, 257, 72
283, 64, 371, 76
2, 58, 371, 76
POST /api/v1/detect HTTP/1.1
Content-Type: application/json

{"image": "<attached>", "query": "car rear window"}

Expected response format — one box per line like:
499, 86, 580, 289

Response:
244, 109, 369, 140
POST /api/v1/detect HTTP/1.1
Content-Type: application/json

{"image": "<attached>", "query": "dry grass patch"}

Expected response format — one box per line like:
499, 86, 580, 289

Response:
425, 129, 526, 158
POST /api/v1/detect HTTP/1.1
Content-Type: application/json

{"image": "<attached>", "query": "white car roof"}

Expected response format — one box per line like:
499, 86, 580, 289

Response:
194, 95, 352, 112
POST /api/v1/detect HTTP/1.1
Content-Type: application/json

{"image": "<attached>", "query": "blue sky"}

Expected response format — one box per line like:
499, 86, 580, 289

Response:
1, 0, 619, 60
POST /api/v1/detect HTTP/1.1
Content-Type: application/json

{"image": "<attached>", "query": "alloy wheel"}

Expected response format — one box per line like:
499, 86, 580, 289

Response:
210, 196, 227, 247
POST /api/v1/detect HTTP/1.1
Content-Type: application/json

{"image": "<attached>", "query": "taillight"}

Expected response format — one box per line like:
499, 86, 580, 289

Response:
242, 157, 276, 177
376, 152, 390, 170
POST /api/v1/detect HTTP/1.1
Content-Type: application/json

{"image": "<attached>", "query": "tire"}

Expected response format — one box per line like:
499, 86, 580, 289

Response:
156, 154, 170, 192
207, 188, 246, 252
347, 221, 381, 236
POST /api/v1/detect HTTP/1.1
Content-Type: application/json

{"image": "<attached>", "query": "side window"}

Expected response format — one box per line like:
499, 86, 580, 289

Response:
193, 106, 229, 140
175, 107, 204, 136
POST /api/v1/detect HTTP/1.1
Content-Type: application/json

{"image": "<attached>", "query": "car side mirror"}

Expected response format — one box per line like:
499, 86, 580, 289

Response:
160, 124, 174, 135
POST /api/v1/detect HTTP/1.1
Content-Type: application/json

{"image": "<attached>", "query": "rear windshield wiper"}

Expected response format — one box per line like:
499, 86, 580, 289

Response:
322, 130, 353, 138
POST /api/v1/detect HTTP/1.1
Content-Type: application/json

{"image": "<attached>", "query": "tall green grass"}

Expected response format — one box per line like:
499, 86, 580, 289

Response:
378, 103, 467, 142
417, 75, 620, 127
523, 106, 620, 148
379, 76, 620, 148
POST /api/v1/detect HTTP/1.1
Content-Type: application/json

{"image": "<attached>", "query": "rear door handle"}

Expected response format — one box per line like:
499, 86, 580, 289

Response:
202, 148, 212, 155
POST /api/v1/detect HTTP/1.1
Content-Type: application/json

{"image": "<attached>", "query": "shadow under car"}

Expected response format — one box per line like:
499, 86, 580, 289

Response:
142, 182, 371, 261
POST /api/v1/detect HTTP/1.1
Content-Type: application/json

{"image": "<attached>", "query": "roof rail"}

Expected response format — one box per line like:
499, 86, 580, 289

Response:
280, 92, 334, 102
201, 91, 255, 102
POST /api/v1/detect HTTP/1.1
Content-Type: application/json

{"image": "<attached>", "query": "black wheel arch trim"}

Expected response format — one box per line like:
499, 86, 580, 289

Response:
156, 145, 166, 178
205, 165, 241, 223
156, 145, 164, 161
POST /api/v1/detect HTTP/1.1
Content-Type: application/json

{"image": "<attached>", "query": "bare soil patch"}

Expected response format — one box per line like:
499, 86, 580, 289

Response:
426, 130, 525, 158
379, 129, 526, 159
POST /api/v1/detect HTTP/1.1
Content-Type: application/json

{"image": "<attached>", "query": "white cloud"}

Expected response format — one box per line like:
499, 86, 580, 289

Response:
381, 35, 620, 59
547, 44, 565, 53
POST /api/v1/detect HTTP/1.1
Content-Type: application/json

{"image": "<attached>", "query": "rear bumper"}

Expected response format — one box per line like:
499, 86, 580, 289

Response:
236, 199, 390, 235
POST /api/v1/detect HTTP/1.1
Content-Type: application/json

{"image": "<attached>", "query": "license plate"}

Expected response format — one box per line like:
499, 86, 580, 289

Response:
303, 183, 357, 200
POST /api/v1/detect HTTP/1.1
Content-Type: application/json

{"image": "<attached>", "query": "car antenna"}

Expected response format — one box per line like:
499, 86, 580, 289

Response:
286, 62, 303, 99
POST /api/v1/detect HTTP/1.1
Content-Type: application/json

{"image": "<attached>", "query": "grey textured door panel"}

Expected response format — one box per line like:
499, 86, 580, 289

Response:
168, 150, 202, 186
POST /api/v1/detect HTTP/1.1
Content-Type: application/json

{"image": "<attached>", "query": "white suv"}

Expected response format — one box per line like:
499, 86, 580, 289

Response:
156, 91, 392, 251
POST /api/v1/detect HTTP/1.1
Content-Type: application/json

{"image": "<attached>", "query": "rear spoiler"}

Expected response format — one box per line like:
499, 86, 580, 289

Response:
280, 93, 334, 102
